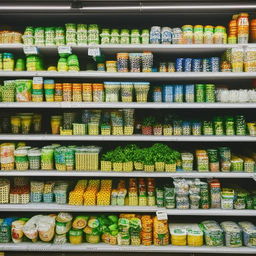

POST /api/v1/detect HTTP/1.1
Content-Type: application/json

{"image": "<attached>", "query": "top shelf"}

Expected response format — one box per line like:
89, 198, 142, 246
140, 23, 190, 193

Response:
0, 44, 254, 54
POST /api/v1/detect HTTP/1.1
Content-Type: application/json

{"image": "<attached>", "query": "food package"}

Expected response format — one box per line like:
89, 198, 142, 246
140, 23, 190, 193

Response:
23, 215, 42, 242
238, 221, 256, 247
38, 216, 55, 242
72, 216, 89, 229
169, 223, 187, 246
200, 220, 224, 246
11, 219, 27, 243
55, 213, 72, 235
220, 221, 242, 247
53, 233, 67, 244
153, 217, 169, 246
15, 80, 32, 102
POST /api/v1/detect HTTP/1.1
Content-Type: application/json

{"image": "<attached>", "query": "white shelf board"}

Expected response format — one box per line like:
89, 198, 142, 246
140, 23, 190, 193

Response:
0, 43, 252, 54
0, 170, 253, 178
1, 243, 256, 253
0, 71, 256, 80
0, 102, 256, 109
0, 134, 255, 142
0, 204, 255, 215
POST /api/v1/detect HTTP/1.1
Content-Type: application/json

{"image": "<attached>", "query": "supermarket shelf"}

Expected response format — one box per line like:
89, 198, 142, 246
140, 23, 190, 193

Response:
0, 204, 255, 216
0, 44, 252, 54
1, 243, 256, 254
1, 71, 256, 81
0, 102, 256, 109
0, 170, 253, 178
0, 134, 255, 142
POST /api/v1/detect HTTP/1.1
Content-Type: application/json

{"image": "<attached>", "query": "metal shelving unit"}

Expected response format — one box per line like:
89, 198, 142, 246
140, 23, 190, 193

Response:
0, 203, 255, 215
0, 170, 253, 178
0, 134, 255, 142
0, 102, 255, 108
0, 43, 253, 53
0, 71, 256, 80
1, 2, 256, 254
1, 243, 256, 254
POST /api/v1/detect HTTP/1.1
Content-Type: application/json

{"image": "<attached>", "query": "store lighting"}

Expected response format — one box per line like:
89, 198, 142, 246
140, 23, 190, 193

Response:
0, 5, 71, 10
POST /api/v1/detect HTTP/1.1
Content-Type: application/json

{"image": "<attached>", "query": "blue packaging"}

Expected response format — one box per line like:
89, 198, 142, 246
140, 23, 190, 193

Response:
163, 85, 173, 102
175, 58, 184, 72
202, 58, 211, 72
183, 58, 192, 72
153, 87, 162, 102
182, 121, 191, 135
150, 26, 161, 44
210, 57, 220, 72
192, 58, 202, 72
161, 27, 172, 44
174, 85, 183, 102
185, 84, 195, 102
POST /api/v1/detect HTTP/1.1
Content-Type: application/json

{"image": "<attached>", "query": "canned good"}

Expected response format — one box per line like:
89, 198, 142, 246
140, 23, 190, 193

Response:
195, 84, 205, 102
163, 85, 173, 102
205, 84, 215, 102
183, 58, 192, 72
192, 58, 202, 72
175, 58, 184, 72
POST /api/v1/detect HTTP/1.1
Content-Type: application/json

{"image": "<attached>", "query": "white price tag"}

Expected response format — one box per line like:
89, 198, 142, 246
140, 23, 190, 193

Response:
58, 46, 72, 55
33, 77, 43, 84
88, 47, 101, 57
23, 46, 38, 55
156, 210, 168, 220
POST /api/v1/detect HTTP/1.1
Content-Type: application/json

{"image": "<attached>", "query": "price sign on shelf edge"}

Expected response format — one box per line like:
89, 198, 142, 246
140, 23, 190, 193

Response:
58, 46, 72, 55
23, 46, 38, 55
88, 47, 101, 57
156, 210, 168, 220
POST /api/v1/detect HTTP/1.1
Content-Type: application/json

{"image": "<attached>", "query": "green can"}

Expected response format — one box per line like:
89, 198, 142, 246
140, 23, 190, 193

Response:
235, 115, 246, 135
203, 121, 214, 135
195, 84, 205, 102
205, 84, 215, 102
225, 117, 235, 135
213, 116, 224, 135
218, 147, 231, 160
207, 149, 219, 163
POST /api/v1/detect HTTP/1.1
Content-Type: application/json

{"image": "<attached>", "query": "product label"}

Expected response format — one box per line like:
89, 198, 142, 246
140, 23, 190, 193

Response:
23, 46, 38, 55
156, 210, 168, 220
33, 77, 43, 85
58, 46, 72, 55
88, 47, 101, 57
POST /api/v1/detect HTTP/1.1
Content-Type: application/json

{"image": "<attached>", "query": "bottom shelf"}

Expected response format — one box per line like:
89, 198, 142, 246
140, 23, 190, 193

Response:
1, 243, 256, 254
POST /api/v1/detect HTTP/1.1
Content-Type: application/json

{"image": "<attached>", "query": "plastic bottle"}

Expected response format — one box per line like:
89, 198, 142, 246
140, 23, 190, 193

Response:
237, 13, 249, 44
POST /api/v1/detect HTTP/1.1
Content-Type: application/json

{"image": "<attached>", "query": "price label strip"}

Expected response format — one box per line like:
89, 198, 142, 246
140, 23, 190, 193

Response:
88, 47, 101, 57
23, 46, 38, 55
156, 210, 168, 220
58, 46, 72, 55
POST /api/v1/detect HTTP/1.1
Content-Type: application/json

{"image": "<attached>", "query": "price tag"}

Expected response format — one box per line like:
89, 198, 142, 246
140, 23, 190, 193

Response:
33, 77, 43, 84
88, 47, 101, 57
156, 210, 168, 220
23, 46, 38, 55
58, 46, 72, 55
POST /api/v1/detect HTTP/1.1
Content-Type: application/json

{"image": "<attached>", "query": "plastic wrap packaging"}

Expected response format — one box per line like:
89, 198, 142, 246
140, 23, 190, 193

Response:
220, 221, 242, 247
201, 220, 224, 246
239, 221, 256, 247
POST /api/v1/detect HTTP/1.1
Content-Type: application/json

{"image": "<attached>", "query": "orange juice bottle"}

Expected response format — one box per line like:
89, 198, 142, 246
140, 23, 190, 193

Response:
237, 13, 249, 44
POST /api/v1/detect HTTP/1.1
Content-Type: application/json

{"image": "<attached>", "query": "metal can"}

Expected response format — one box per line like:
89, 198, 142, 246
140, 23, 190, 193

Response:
205, 84, 215, 102
159, 62, 167, 72
183, 58, 192, 72
175, 58, 184, 72
195, 84, 205, 102
218, 147, 231, 161
174, 85, 183, 102
185, 84, 195, 102
163, 85, 173, 102
207, 149, 219, 163
210, 57, 220, 72
192, 58, 202, 72
202, 58, 211, 72
153, 87, 162, 102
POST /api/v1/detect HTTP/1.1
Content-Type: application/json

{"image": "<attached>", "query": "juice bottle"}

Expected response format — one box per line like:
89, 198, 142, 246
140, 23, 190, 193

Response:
250, 19, 256, 43
237, 12, 249, 44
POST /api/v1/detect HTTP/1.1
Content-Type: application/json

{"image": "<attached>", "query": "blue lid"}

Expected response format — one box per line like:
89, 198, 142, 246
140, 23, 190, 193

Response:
44, 79, 55, 84
134, 82, 150, 85
104, 82, 120, 85
120, 82, 133, 85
